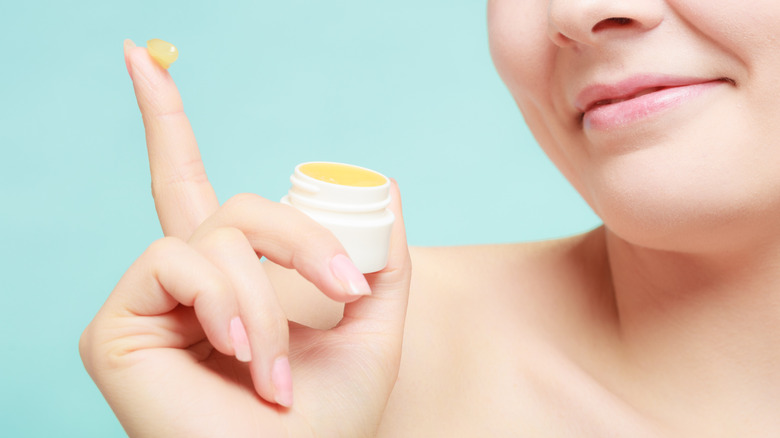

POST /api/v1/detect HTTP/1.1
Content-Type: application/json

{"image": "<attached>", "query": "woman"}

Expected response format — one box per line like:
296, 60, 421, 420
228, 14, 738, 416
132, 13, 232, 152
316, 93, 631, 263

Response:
80, 0, 780, 436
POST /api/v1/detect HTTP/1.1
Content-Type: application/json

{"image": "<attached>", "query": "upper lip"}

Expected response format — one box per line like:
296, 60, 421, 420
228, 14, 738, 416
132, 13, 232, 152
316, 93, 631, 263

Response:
574, 75, 727, 114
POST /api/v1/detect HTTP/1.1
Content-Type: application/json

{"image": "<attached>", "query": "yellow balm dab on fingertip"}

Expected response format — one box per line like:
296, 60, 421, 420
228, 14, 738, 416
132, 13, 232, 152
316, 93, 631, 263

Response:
300, 163, 387, 187
147, 38, 178, 69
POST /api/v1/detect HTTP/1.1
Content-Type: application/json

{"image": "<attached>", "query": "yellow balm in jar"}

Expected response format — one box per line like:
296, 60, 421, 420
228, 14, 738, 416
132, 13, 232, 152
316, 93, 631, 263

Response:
147, 38, 179, 69
298, 162, 387, 187
282, 162, 395, 273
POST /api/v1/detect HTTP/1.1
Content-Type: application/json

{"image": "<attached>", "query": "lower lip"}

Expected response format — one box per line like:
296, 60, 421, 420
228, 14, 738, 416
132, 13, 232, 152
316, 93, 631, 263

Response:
582, 81, 725, 131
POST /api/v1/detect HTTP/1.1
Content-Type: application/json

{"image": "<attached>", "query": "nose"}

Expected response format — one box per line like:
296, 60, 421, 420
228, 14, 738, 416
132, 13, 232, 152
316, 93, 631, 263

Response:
547, 0, 664, 48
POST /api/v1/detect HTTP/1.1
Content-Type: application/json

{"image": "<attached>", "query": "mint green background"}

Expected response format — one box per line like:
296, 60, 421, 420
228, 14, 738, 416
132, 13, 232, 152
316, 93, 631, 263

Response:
0, 1, 600, 436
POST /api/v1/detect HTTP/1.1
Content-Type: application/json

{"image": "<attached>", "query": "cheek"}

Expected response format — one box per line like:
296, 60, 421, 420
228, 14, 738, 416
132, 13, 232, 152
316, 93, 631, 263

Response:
670, 0, 780, 65
489, 14, 595, 208
487, 0, 591, 190
488, 0, 553, 97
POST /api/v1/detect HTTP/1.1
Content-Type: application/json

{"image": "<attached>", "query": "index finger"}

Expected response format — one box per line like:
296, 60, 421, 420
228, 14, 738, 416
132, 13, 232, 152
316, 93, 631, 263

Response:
125, 39, 219, 239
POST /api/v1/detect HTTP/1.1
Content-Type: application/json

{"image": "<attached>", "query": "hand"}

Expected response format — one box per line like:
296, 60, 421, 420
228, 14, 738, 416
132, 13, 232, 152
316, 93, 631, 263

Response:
80, 40, 412, 438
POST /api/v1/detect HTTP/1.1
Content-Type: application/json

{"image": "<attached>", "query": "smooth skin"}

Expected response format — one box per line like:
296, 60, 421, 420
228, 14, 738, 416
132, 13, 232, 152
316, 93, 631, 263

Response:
82, 40, 411, 437
82, 1, 780, 436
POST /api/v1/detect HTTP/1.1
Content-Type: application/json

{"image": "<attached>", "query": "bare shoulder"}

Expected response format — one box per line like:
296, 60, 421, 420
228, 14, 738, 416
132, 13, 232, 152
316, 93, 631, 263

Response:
378, 228, 630, 436
406, 227, 614, 332
404, 227, 617, 361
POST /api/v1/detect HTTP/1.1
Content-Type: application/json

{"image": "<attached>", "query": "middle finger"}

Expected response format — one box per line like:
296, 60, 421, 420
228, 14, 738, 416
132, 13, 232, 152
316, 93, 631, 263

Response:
190, 193, 372, 303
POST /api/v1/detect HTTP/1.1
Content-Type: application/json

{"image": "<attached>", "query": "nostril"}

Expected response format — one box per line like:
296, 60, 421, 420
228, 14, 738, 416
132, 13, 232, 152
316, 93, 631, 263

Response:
592, 17, 634, 33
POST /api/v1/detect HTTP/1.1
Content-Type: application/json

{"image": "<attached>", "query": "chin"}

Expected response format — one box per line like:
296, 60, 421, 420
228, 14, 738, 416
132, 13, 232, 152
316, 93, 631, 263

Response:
573, 111, 780, 254
589, 169, 779, 255
598, 198, 741, 254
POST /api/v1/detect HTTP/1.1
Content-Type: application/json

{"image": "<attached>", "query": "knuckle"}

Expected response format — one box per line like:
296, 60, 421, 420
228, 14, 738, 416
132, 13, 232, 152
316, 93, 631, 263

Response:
195, 273, 232, 306
78, 323, 96, 370
149, 156, 210, 200
222, 192, 267, 212
162, 156, 210, 186
199, 226, 248, 251
79, 319, 130, 376
144, 236, 186, 259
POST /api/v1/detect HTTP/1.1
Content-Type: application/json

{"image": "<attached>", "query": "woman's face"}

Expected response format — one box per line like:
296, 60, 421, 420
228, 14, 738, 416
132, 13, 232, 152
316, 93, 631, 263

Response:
488, 0, 780, 251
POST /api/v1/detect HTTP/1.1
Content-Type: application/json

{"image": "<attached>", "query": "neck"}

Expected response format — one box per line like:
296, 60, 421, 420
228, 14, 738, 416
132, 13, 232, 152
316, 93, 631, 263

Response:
604, 227, 780, 425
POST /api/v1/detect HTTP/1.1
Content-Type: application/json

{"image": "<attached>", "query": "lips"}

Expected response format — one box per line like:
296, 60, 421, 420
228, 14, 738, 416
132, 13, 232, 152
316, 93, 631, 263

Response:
581, 86, 667, 112
574, 75, 731, 129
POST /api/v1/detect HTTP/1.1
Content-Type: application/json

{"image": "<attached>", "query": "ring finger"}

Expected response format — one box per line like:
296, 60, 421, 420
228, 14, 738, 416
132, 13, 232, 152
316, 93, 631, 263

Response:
189, 226, 293, 407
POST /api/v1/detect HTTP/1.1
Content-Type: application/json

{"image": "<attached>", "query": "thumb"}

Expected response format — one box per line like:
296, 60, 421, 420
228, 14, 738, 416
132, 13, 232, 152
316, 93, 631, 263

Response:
339, 179, 411, 344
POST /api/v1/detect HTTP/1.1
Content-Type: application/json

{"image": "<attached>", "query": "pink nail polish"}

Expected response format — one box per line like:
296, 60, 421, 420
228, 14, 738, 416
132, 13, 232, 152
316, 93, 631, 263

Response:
229, 316, 252, 362
330, 254, 372, 296
272, 356, 294, 407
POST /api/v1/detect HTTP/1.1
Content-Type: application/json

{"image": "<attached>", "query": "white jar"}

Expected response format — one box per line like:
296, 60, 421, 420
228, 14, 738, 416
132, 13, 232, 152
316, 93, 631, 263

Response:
281, 162, 395, 273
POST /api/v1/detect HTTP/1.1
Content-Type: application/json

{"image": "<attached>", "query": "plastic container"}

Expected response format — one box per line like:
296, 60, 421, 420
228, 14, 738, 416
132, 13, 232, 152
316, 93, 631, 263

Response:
281, 162, 395, 273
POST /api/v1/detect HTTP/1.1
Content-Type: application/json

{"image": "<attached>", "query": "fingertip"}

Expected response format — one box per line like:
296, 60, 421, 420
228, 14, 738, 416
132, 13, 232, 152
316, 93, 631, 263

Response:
123, 38, 137, 52
125, 42, 183, 117
272, 356, 294, 408
330, 254, 372, 298
382, 178, 410, 272
123, 39, 136, 79
229, 316, 252, 362
388, 178, 404, 212
126, 43, 171, 87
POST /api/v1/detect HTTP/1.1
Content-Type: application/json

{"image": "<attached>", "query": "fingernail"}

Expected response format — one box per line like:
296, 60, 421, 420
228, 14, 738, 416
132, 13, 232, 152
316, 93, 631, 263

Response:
229, 316, 252, 362
123, 39, 136, 79
272, 356, 293, 408
330, 254, 371, 296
